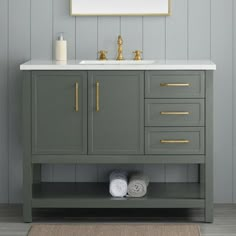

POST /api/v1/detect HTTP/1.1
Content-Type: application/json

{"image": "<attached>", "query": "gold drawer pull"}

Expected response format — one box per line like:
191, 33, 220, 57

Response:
160, 140, 190, 144
160, 83, 190, 87
96, 81, 100, 112
75, 82, 79, 112
160, 111, 190, 115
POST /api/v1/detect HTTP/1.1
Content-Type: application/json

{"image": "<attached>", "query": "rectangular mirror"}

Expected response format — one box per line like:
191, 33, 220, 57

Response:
70, 0, 171, 16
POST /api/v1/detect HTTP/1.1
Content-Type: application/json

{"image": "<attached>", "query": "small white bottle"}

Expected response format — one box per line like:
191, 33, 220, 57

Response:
55, 32, 67, 61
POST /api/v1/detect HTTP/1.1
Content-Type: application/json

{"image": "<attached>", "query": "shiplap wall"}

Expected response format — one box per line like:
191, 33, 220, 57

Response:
0, 0, 235, 203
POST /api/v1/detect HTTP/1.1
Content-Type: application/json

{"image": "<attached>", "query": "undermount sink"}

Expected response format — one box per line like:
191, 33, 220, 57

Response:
79, 60, 156, 65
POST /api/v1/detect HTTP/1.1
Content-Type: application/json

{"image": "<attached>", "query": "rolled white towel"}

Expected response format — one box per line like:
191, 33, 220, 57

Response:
109, 170, 128, 198
127, 173, 149, 198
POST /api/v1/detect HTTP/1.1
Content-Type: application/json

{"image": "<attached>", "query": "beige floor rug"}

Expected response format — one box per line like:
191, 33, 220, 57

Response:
28, 224, 200, 236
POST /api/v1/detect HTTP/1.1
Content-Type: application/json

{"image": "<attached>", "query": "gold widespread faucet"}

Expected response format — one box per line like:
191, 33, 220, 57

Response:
99, 35, 143, 61
116, 35, 124, 61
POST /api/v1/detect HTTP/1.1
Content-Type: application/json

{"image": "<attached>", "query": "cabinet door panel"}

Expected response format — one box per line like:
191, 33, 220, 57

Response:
32, 71, 87, 154
88, 71, 144, 154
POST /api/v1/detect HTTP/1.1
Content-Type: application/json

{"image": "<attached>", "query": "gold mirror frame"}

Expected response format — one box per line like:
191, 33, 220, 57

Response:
70, 0, 171, 16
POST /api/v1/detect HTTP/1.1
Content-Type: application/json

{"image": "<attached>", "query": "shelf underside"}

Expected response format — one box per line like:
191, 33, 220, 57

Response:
32, 183, 205, 209
32, 155, 205, 164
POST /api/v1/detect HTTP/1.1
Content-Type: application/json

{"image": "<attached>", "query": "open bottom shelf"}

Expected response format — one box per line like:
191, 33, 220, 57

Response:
32, 183, 205, 209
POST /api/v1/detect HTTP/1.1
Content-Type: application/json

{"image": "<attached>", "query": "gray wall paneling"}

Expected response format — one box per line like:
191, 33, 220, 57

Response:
143, 17, 166, 60
76, 17, 98, 60
98, 17, 120, 60
188, 0, 211, 59
166, 0, 188, 59
31, 0, 53, 60
0, 0, 9, 203
211, 0, 233, 203
120, 17, 143, 60
76, 165, 98, 182
233, 0, 236, 204
8, 0, 31, 203
143, 165, 165, 182
53, 0, 76, 60
1, 0, 236, 203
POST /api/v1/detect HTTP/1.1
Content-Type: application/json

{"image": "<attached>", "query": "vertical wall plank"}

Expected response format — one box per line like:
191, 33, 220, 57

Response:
143, 17, 166, 59
53, 165, 76, 182
76, 165, 98, 182
212, 0, 233, 203
233, 0, 236, 204
187, 165, 199, 183
98, 17, 120, 60
31, 0, 53, 59
41, 165, 53, 182
76, 17, 98, 60
188, 0, 211, 59
165, 0, 188, 181
143, 165, 165, 182
121, 17, 143, 59
53, 0, 76, 60
166, 0, 188, 59
52, 0, 76, 181
165, 165, 188, 183
0, 0, 9, 203
8, 0, 30, 203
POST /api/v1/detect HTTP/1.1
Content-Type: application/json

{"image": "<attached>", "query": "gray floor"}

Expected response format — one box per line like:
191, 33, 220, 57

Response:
0, 204, 235, 236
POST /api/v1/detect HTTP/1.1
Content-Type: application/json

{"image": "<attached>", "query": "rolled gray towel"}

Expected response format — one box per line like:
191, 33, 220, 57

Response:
127, 173, 149, 198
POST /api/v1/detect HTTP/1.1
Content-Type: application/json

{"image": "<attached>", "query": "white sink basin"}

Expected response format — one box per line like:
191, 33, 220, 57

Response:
79, 60, 156, 65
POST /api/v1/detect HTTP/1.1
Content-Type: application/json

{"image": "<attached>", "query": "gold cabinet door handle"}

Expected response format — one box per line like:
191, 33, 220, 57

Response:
160, 140, 190, 144
96, 81, 100, 112
75, 82, 79, 112
160, 111, 190, 115
160, 83, 190, 87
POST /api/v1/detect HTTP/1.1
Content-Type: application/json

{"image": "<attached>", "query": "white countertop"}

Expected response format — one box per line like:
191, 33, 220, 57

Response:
20, 60, 216, 71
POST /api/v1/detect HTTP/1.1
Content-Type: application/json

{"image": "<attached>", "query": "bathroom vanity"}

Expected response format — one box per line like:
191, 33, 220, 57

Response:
20, 60, 216, 223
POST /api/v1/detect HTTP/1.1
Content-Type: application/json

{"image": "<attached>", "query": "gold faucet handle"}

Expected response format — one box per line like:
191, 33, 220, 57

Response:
98, 50, 108, 60
133, 50, 143, 61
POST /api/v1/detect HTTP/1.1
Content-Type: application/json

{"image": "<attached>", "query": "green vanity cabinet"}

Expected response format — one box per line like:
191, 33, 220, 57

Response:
22, 67, 214, 223
88, 71, 144, 154
32, 71, 87, 154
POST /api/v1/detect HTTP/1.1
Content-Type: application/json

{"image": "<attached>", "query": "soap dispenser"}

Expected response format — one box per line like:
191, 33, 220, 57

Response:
55, 32, 67, 61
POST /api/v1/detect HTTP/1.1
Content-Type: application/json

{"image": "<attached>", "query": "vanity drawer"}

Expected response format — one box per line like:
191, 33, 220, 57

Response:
145, 99, 205, 127
145, 127, 204, 155
145, 71, 205, 98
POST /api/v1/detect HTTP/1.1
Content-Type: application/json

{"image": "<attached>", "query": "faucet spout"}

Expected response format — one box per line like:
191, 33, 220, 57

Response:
116, 35, 124, 61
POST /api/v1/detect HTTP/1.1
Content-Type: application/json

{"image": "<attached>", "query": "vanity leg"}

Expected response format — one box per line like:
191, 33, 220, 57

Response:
23, 72, 32, 223
205, 71, 214, 223
23, 196, 32, 223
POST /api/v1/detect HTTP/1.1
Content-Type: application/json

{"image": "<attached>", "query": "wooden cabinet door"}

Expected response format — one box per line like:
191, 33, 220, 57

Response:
32, 71, 87, 154
88, 71, 144, 155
